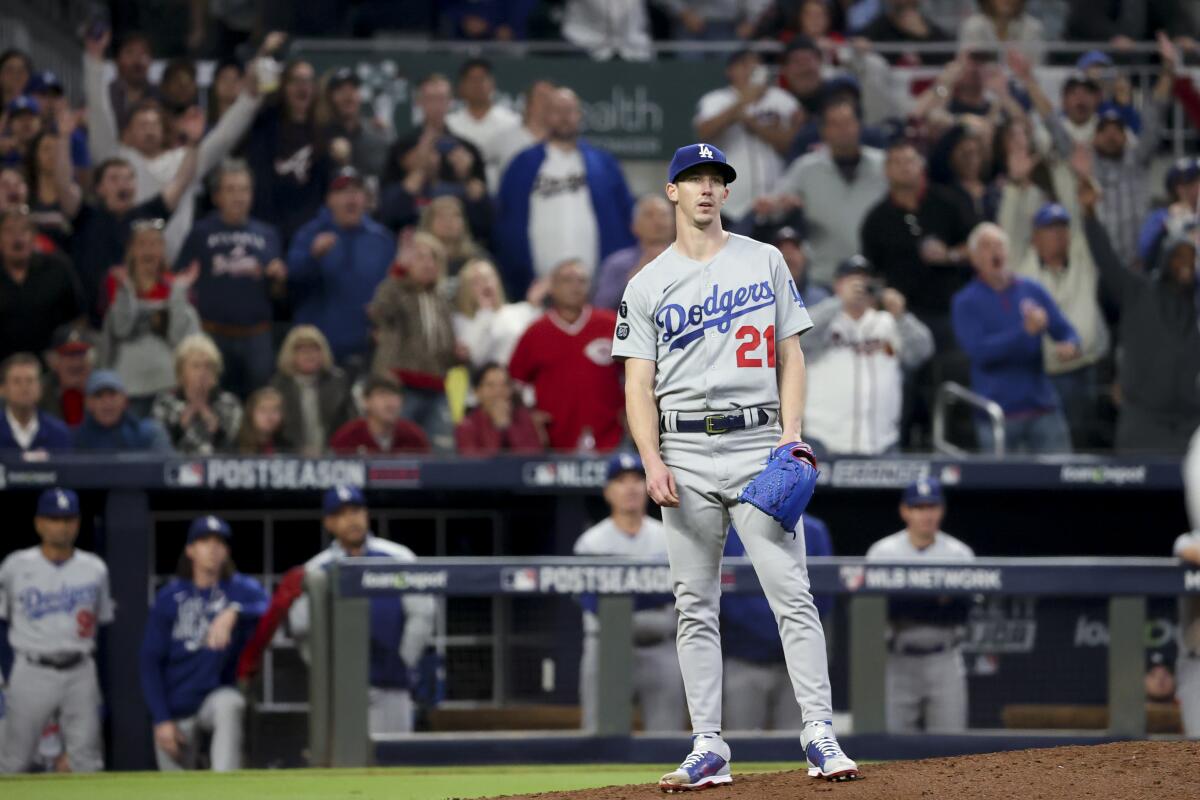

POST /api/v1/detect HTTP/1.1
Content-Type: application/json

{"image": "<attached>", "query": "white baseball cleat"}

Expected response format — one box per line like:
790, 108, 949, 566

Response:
802, 721, 860, 782
659, 733, 733, 792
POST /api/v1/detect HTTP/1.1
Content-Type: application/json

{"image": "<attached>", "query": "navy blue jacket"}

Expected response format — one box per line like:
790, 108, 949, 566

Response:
140, 573, 268, 723
0, 409, 72, 452
494, 140, 635, 297
73, 412, 173, 452
287, 208, 394, 362
719, 516, 832, 665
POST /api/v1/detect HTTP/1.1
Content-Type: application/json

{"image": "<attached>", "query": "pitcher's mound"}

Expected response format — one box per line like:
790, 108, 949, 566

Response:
503, 741, 1200, 800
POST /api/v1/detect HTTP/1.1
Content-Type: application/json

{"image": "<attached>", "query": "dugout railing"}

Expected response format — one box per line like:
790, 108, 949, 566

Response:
0, 451, 1188, 770
307, 556, 1200, 767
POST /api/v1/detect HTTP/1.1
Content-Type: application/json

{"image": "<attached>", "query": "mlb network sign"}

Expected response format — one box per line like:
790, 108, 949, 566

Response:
839, 565, 1003, 593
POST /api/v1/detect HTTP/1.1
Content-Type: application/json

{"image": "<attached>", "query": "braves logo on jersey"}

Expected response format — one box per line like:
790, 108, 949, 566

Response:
656, 279, 805, 352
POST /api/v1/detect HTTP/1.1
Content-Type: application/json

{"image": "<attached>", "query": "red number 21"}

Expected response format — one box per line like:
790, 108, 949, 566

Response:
735, 325, 775, 368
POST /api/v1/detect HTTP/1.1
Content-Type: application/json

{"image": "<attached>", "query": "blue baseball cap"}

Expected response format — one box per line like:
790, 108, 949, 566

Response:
1076, 50, 1113, 70
605, 453, 645, 482
85, 369, 126, 396
27, 71, 64, 95
902, 477, 944, 506
1096, 107, 1126, 130
667, 142, 737, 185
37, 488, 79, 518
1166, 157, 1200, 192
7, 95, 39, 117
1033, 202, 1071, 229
323, 484, 366, 515
188, 514, 232, 544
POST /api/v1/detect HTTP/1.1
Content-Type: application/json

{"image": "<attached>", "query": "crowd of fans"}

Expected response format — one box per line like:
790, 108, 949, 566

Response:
1, 1, 1199, 459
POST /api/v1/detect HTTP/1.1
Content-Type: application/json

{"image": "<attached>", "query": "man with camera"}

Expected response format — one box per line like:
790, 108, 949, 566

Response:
802, 256, 933, 455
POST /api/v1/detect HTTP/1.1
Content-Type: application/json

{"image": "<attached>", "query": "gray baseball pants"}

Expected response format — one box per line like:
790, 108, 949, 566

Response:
0, 656, 103, 773
659, 424, 832, 735
154, 686, 245, 772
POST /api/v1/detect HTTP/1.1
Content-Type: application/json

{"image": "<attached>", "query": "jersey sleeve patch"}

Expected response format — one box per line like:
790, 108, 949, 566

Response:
611, 279, 658, 360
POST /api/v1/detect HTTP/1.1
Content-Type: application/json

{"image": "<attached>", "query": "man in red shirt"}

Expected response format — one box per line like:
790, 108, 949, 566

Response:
329, 375, 430, 455
508, 259, 624, 451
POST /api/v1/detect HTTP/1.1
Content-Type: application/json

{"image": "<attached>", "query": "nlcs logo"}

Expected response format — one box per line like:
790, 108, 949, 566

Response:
698, 144, 714, 159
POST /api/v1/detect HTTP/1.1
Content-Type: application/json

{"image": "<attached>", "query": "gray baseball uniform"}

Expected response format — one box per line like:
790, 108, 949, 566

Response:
1175, 522, 1200, 735
612, 232, 833, 735
865, 530, 974, 733
574, 516, 685, 732
0, 546, 114, 772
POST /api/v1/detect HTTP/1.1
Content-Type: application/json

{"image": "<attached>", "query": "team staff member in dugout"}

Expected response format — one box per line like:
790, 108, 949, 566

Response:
0, 488, 114, 773
866, 478, 975, 733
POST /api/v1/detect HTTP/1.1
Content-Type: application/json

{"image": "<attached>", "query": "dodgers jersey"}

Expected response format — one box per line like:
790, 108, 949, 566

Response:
611, 233, 813, 412
0, 547, 115, 655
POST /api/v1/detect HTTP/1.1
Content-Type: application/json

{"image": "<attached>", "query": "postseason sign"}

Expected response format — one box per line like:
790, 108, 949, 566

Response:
166, 458, 366, 490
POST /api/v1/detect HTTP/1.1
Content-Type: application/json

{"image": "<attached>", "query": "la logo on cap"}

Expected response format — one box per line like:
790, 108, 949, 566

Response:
698, 144, 714, 159
917, 481, 931, 496
57, 491, 69, 509
207, 516, 220, 530
338, 486, 351, 501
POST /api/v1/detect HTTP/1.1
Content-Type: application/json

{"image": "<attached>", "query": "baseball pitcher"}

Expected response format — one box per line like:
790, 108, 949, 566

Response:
613, 143, 859, 789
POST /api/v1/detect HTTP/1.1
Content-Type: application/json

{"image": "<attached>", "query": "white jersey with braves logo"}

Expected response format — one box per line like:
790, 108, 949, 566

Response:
0, 547, 114, 656
611, 233, 812, 412
802, 301, 933, 454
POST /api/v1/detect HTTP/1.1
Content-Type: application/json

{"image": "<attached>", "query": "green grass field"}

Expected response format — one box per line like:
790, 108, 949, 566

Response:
0, 762, 807, 800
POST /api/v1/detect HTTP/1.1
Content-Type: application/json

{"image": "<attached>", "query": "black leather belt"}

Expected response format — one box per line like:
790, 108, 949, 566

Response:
25, 652, 87, 670
889, 642, 952, 656
663, 408, 771, 435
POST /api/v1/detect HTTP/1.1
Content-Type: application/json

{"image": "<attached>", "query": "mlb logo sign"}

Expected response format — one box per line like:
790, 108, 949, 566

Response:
165, 461, 206, 487
502, 568, 539, 592
839, 566, 865, 592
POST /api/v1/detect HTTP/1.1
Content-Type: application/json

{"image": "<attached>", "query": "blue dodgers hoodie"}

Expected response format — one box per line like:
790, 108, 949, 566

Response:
951, 275, 1079, 415
286, 207, 394, 362
719, 517, 832, 665
139, 573, 269, 723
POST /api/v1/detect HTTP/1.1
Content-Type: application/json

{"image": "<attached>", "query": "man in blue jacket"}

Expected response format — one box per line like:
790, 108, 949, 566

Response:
140, 515, 268, 772
952, 223, 1080, 454
287, 167, 394, 366
0, 353, 72, 454
494, 87, 635, 298
720, 517, 832, 731
73, 370, 172, 452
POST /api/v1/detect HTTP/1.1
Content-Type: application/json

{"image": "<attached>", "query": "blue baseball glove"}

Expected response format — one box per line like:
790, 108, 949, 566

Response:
737, 441, 820, 534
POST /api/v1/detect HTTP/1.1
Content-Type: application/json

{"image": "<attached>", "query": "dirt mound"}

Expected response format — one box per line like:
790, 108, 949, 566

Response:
502, 741, 1200, 800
